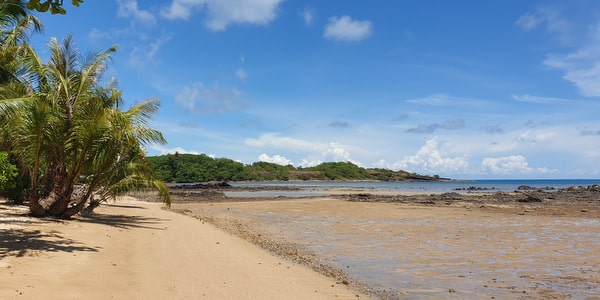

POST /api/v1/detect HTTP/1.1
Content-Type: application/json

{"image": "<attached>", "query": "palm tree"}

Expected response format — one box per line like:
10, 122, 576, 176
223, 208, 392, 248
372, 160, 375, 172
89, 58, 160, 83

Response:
0, 34, 170, 218
0, 0, 42, 85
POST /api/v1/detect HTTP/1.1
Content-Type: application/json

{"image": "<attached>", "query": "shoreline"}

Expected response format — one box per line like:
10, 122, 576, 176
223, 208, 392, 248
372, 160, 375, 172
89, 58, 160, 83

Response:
167, 185, 600, 299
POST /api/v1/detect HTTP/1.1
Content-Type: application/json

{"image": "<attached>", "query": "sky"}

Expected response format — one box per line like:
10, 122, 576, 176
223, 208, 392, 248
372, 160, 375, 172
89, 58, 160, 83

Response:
26, 0, 600, 179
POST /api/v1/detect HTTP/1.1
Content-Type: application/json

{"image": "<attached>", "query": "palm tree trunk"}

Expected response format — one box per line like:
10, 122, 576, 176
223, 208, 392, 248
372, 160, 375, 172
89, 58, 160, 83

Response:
27, 195, 45, 217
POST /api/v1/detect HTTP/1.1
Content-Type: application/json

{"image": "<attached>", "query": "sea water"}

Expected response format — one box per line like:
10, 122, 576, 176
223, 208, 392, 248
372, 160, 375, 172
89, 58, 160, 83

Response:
227, 179, 600, 197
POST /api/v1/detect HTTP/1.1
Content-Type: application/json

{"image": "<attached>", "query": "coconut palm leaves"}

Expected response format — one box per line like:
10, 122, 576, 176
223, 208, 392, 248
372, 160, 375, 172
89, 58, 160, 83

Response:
0, 34, 170, 218
0, 0, 42, 85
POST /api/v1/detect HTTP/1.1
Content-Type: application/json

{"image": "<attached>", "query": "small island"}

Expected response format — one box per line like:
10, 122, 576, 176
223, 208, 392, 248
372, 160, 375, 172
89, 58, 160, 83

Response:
147, 153, 448, 183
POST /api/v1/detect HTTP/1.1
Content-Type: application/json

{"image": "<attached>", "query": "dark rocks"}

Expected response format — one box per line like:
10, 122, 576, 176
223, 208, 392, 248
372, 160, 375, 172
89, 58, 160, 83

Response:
587, 184, 600, 192
561, 186, 586, 193
517, 195, 543, 203
441, 192, 462, 200
454, 186, 496, 191
171, 181, 232, 189
517, 185, 536, 191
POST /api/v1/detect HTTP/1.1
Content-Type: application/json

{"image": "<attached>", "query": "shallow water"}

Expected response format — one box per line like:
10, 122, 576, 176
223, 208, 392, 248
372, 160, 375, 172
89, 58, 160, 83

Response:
230, 179, 600, 195
205, 201, 600, 299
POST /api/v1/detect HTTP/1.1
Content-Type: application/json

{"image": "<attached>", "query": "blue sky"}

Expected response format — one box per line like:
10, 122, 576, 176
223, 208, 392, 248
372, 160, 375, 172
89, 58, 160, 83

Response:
28, 0, 600, 179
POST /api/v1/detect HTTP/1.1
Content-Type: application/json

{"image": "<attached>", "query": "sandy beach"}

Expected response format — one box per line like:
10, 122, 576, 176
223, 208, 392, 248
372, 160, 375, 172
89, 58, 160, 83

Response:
2, 184, 600, 300
0, 198, 368, 300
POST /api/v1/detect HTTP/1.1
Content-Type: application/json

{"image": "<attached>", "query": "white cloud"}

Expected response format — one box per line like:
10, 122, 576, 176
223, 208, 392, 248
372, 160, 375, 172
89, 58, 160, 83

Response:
515, 12, 544, 31
175, 82, 246, 113
517, 8, 600, 96
117, 0, 157, 26
482, 155, 557, 175
258, 153, 293, 165
245, 133, 357, 165
481, 155, 532, 175
515, 7, 570, 44
544, 36, 600, 96
299, 159, 322, 168
128, 34, 172, 68
245, 133, 320, 151
161, 0, 283, 31
324, 16, 372, 42
235, 68, 247, 80
389, 138, 469, 175
301, 9, 314, 26
406, 93, 490, 107
512, 94, 571, 104
323, 142, 352, 161
517, 129, 556, 144
149, 144, 200, 155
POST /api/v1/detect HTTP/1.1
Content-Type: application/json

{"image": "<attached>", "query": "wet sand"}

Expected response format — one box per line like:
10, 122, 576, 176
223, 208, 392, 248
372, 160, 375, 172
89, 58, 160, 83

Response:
171, 192, 600, 299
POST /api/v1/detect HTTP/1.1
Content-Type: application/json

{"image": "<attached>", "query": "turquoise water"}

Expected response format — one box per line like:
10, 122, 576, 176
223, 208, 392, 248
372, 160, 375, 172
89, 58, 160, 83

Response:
230, 179, 600, 194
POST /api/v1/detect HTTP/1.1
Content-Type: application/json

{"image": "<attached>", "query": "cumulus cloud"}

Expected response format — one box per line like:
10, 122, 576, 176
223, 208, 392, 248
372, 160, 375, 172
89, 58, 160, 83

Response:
482, 155, 558, 175
258, 153, 293, 165
324, 16, 372, 42
299, 159, 322, 168
161, 0, 283, 31
482, 155, 532, 175
117, 0, 157, 26
389, 138, 469, 174
175, 82, 247, 113
405, 119, 465, 134
245, 133, 356, 165
323, 142, 352, 162
150, 144, 200, 155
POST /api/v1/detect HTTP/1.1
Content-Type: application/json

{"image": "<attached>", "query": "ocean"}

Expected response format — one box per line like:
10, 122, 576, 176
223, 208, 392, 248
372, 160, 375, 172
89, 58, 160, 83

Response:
228, 179, 600, 196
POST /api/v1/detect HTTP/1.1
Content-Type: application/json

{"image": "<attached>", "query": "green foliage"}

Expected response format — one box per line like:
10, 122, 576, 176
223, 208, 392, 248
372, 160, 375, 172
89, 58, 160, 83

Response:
147, 154, 443, 183
307, 162, 372, 180
147, 153, 245, 183
1, 0, 83, 15
0, 151, 17, 192
0, 34, 169, 217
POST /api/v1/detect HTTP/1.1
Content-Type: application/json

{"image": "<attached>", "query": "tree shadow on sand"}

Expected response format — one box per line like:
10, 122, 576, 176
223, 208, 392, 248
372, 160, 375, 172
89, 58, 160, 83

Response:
78, 210, 169, 230
1, 203, 167, 259
0, 228, 100, 259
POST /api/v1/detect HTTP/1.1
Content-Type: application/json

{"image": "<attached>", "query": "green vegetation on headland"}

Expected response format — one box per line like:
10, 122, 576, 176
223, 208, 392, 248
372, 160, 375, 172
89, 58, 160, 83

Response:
147, 153, 446, 183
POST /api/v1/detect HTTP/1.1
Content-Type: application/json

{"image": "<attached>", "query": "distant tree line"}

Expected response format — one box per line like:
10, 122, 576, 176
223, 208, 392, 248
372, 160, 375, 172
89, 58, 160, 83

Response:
147, 153, 445, 183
